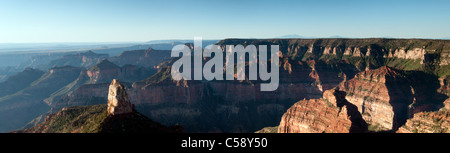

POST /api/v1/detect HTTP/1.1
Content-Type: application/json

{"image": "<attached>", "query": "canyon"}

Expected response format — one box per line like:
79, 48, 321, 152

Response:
1, 38, 449, 133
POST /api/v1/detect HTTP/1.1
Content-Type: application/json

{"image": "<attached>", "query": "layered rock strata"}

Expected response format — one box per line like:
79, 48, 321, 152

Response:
107, 79, 133, 115
278, 89, 367, 133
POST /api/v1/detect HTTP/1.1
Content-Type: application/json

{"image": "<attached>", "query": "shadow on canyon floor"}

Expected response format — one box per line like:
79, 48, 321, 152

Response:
387, 70, 448, 131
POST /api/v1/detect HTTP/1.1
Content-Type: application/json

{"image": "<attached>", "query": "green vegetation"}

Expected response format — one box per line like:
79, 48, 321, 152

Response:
255, 126, 278, 133
437, 65, 450, 77
26, 104, 108, 133
319, 54, 339, 61
20, 104, 180, 133
386, 58, 422, 70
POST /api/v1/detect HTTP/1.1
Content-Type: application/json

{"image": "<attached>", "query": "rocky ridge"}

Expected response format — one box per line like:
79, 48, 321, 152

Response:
338, 66, 412, 130
338, 66, 447, 131
42, 50, 109, 69
217, 38, 450, 68
108, 47, 171, 68
278, 89, 367, 133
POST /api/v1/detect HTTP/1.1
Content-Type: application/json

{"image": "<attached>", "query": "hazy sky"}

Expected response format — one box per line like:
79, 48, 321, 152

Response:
0, 0, 449, 43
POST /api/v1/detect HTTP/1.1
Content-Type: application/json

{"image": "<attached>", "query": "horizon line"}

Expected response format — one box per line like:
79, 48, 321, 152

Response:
1, 37, 450, 44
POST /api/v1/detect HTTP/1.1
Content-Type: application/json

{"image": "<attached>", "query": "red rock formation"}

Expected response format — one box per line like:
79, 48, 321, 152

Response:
107, 79, 133, 115
85, 60, 152, 84
278, 89, 367, 133
53, 55, 357, 132
136, 79, 205, 105
338, 66, 413, 130
87, 60, 121, 84
133, 59, 325, 105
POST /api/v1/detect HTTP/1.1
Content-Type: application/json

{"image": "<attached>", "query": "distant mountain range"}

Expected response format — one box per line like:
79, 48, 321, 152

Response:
0, 40, 219, 82
276, 34, 347, 39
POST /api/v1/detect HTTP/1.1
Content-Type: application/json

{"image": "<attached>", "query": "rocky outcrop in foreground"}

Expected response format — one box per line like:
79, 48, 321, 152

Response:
338, 66, 447, 131
107, 79, 133, 115
338, 66, 412, 131
274, 66, 449, 133
278, 89, 367, 133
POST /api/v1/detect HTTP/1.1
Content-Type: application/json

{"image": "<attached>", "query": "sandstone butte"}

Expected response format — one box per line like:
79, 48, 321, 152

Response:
338, 66, 411, 131
339, 66, 449, 131
278, 89, 368, 133
107, 79, 133, 115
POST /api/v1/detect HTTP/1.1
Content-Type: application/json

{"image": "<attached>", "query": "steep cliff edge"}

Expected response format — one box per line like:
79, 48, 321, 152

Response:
129, 59, 343, 132
338, 66, 447, 131
338, 66, 412, 131
274, 66, 449, 133
217, 38, 450, 76
278, 89, 367, 133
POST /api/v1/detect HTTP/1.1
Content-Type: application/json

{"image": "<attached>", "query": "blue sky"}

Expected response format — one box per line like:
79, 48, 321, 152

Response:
0, 0, 449, 43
